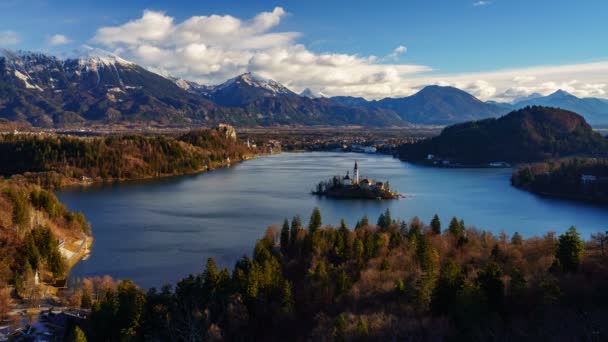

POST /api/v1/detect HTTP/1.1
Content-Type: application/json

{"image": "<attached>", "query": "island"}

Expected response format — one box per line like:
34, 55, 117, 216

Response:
312, 161, 402, 199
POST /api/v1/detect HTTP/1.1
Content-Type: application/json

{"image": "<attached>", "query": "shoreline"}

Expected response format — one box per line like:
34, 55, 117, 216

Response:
20, 153, 264, 191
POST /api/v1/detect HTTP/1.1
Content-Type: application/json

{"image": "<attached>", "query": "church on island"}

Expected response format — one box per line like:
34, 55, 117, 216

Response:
343, 162, 386, 191
313, 161, 399, 199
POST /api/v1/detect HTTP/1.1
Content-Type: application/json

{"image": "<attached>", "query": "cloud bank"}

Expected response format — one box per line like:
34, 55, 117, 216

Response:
91, 7, 608, 101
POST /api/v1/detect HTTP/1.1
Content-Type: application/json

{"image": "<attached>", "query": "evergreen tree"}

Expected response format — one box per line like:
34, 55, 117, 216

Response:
448, 217, 463, 239
509, 267, 527, 300
477, 262, 504, 312
556, 226, 584, 272
308, 207, 322, 234
511, 232, 523, 245
281, 280, 294, 314
431, 260, 463, 315
431, 214, 441, 234
290, 215, 302, 253
360, 215, 369, 227
376, 213, 386, 229
280, 218, 290, 255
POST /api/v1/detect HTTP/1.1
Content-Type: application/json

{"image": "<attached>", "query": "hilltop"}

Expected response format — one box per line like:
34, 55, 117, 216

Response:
396, 106, 608, 165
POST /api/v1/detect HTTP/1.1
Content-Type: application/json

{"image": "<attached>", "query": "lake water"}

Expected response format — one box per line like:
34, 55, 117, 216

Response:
57, 152, 608, 288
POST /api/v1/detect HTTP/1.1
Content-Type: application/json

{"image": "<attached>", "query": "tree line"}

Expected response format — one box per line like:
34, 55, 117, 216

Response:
0, 129, 257, 188
61, 208, 607, 341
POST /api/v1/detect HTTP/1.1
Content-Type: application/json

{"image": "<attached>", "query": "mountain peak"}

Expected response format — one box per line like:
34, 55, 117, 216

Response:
300, 88, 326, 99
548, 89, 574, 98
214, 72, 295, 96
67, 45, 134, 67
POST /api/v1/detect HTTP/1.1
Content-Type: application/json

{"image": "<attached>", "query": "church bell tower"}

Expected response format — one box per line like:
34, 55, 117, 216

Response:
354, 161, 360, 184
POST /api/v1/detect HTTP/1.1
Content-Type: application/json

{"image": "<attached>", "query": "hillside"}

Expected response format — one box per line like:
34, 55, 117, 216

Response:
396, 106, 608, 165
0, 48, 232, 127
0, 127, 258, 188
0, 178, 90, 286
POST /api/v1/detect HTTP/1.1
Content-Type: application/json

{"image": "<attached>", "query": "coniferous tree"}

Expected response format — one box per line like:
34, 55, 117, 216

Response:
280, 219, 290, 255
477, 262, 504, 312
308, 207, 322, 234
431, 260, 463, 315
448, 217, 463, 239
511, 232, 523, 245
556, 226, 584, 272
384, 208, 392, 228
431, 214, 441, 234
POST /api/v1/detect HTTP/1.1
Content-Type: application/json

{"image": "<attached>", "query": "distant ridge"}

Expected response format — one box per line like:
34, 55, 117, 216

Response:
511, 90, 608, 125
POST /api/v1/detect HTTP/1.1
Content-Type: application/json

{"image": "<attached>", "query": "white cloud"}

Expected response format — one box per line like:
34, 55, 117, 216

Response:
421, 61, 608, 101
473, 1, 492, 6
92, 8, 430, 98
386, 45, 407, 60
90, 7, 608, 101
0, 30, 19, 46
47, 34, 71, 46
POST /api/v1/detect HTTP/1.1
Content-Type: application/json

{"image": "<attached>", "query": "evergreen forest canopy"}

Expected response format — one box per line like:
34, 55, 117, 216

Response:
397, 106, 608, 165
512, 158, 608, 202
59, 208, 607, 341
0, 128, 257, 188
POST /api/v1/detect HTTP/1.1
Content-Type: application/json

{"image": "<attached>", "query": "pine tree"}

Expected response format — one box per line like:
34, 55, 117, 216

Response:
308, 207, 322, 234
384, 208, 392, 228
448, 217, 463, 239
511, 232, 523, 245
477, 262, 504, 312
431, 214, 441, 234
556, 226, 584, 272
280, 218, 290, 255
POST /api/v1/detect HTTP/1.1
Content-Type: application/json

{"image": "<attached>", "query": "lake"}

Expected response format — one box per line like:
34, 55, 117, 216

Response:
57, 152, 608, 288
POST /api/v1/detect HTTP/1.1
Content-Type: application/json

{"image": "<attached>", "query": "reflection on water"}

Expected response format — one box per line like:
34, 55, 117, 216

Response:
58, 152, 608, 288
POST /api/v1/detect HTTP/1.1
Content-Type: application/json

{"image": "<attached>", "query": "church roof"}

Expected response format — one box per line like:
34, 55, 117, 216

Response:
344, 175, 350, 180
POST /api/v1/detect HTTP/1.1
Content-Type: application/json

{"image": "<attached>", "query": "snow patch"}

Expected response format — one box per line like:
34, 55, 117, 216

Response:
13, 70, 43, 91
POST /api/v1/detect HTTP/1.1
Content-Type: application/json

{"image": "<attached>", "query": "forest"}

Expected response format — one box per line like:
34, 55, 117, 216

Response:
57, 208, 607, 341
397, 106, 608, 165
0, 128, 258, 188
512, 158, 608, 202
0, 178, 90, 312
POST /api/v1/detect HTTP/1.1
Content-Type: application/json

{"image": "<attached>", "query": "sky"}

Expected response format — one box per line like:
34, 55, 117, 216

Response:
1, 0, 607, 101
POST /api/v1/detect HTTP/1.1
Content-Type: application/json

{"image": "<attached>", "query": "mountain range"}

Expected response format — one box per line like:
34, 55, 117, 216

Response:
2, 48, 608, 128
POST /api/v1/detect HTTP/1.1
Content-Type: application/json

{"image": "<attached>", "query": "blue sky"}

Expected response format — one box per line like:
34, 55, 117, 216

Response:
1, 0, 608, 100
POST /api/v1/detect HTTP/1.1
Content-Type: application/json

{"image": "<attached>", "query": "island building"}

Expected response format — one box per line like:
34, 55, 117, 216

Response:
342, 162, 385, 190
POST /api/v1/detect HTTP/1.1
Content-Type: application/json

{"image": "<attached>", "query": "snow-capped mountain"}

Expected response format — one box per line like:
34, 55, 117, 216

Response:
300, 88, 326, 99
5, 48, 605, 128
199, 72, 297, 106
0, 47, 227, 126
